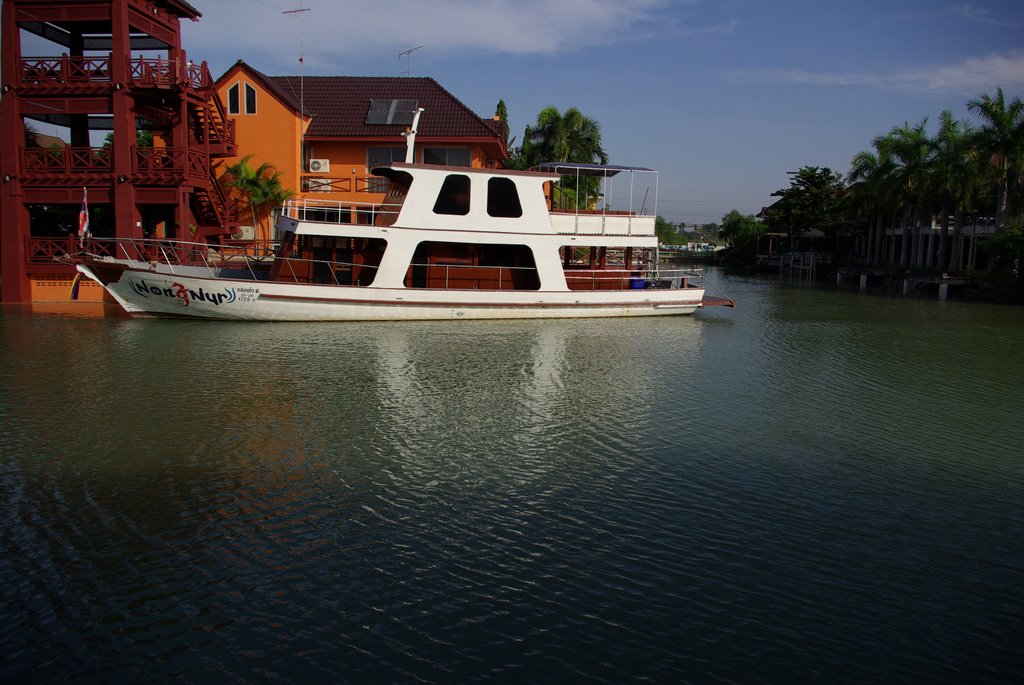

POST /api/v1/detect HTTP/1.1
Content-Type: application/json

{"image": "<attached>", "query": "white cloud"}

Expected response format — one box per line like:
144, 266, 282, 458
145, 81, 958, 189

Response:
955, 2, 1024, 28
727, 51, 1024, 94
185, 0, 675, 67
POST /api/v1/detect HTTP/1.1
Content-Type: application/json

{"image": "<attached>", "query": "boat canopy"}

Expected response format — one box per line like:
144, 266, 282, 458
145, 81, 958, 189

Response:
531, 162, 655, 177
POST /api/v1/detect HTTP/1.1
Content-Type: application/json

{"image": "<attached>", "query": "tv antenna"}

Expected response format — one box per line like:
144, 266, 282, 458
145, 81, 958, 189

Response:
282, 2, 311, 120
398, 46, 423, 76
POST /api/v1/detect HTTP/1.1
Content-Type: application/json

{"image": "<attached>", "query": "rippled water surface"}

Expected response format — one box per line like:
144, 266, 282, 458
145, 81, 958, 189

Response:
2, 272, 1023, 683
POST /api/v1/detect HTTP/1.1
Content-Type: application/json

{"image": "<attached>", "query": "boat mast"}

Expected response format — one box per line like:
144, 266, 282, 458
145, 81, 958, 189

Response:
403, 108, 425, 163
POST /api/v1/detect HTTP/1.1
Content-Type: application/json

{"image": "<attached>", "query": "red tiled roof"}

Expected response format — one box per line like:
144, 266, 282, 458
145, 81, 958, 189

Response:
216, 61, 507, 157
266, 74, 499, 139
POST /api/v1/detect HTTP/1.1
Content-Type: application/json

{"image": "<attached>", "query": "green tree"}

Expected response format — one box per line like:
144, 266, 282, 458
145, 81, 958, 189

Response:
763, 166, 846, 242
718, 210, 763, 265
518, 106, 608, 167
495, 99, 510, 149
967, 87, 1024, 230
221, 155, 294, 241
928, 111, 980, 273
25, 121, 41, 148
978, 218, 1024, 301
103, 129, 154, 148
655, 216, 680, 245
874, 121, 932, 267
848, 143, 897, 265
516, 106, 608, 208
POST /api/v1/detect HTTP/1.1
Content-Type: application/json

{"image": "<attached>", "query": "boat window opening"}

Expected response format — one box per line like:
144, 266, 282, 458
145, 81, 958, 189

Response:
274, 232, 296, 259
385, 179, 411, 202
367, 146, 405, 168
433, 175, 471, 215
405, 241, 539, 291
300, 206, 353, 224
560, 244, 653, 291
486, 177, 523, 218
276, 235, 386, 286
423, 147, 471, 167
244, 83, 257, 114
227, 83, 240, 115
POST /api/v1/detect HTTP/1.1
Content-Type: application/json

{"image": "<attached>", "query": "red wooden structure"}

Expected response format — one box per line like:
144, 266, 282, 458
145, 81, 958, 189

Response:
0, 0, 236, 302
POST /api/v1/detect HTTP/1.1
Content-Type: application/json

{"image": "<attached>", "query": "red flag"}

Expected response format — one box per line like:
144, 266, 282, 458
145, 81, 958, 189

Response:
77, 187, 89, 242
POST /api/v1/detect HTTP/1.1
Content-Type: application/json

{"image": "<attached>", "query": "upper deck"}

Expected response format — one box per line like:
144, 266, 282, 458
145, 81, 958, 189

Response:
279, 161, 659, 237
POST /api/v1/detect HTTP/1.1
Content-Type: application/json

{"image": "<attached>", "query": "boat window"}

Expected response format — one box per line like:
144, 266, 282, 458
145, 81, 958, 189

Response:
486, 177, 523, 218
433, 175, 471, 216
282, 236, 387, 286
405, 241, 539, 290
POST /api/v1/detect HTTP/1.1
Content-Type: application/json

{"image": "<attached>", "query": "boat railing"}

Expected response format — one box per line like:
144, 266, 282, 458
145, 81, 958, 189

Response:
564, 267, 703, 291
549, 212, 656, 236
408, 262, 539, 290
280, 198, 402, 226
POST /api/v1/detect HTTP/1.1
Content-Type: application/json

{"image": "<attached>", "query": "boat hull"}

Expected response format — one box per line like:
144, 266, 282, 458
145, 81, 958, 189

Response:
76, 261, 705, 321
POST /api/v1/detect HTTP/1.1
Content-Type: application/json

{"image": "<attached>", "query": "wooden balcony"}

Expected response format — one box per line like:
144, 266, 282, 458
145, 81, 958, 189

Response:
17, 56, 214, 93
22, 146, 112, 178
19, 56, 112, 92
19, 145, 216, 187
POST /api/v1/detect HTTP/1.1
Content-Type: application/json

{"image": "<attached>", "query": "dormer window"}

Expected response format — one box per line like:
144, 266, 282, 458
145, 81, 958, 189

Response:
244, 84, 257, 114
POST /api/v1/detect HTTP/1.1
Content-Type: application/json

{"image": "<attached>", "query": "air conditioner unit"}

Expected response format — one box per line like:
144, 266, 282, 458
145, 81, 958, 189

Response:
231, 225, 255, 240
308, 159, 330, 173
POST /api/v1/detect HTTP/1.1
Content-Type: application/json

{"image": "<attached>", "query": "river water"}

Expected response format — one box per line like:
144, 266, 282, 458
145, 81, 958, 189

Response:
2, 271, 1022, 683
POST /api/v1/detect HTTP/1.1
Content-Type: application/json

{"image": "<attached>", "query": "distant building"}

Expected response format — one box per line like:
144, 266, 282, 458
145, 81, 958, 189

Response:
0, 0, 235, 304
214, 60, 509, 240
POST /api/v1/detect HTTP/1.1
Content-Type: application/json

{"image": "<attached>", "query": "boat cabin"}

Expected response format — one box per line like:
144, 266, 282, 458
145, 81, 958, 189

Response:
270, 162, 667, 292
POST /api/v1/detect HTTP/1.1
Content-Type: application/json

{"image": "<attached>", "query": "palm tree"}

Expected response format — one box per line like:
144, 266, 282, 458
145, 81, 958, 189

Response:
967, 87, 1024, 230
875, 120, 932, 268
519, 106, 608, 209
222, 155, 294, 241
848, 144, 897, 264
521, 106, 608, 166
927, 111, 979, 273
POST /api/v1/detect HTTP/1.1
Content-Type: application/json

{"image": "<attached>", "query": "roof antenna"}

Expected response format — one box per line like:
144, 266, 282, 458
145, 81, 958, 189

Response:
398, 46, 423, 77
282, 2, 311, 121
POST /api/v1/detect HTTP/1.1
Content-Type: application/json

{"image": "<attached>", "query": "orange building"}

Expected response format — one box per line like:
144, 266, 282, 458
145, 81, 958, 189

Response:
215, 60, 508, 240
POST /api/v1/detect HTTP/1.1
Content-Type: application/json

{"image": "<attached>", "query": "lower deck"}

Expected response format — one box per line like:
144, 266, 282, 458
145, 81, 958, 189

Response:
271, 233, 699, 292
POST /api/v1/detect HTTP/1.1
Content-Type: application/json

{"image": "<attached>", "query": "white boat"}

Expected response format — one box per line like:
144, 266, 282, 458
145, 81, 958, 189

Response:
71, 161, 733, 320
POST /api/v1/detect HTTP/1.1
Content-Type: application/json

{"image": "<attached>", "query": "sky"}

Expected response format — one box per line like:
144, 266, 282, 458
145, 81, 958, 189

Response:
28, 0, 1024, 226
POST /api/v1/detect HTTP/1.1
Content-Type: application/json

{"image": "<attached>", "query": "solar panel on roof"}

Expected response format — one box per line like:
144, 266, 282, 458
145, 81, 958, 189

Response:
365, 99, 419, 125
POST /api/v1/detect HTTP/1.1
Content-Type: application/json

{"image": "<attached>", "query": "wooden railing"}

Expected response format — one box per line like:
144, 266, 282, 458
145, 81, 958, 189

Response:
301, 176, 389, 194
27, 236, 120, 263
133, 146, 207, 179
19, 55, 215, 90
23, 146, 111, 173
20, 56, 112, 84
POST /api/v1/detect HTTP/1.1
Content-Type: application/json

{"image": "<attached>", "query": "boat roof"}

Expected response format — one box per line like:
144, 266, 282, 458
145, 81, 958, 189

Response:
371, 162, 558, 180
531, 162, 656, 177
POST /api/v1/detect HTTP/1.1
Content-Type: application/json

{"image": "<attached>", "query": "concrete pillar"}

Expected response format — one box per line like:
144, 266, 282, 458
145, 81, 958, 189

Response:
938, 282, 948, 301
903, 278, 911, 295
860, 273, 868, 292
